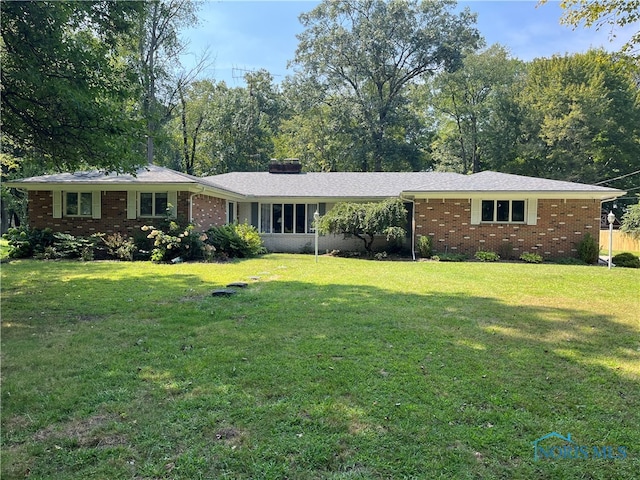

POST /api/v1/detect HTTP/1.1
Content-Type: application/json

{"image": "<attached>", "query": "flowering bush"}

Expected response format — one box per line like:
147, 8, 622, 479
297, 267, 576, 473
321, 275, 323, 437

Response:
142, 222, 204, 262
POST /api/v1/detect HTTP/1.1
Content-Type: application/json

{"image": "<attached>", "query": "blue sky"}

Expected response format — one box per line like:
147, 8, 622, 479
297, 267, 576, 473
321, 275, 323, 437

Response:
180, 1, 637, 86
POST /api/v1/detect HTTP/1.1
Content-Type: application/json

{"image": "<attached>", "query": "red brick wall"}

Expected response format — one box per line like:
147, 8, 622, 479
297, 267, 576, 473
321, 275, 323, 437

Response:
414, 198, 601, 259
28, 190, 193, 237
191, 194, 227, 231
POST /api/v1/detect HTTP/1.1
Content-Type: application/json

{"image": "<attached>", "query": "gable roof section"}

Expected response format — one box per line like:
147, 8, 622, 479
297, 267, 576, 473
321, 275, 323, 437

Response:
5, 165, 242, 198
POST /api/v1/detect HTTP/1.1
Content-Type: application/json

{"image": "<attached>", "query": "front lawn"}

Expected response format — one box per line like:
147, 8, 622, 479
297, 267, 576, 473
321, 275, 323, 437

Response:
1, 255, 638, 479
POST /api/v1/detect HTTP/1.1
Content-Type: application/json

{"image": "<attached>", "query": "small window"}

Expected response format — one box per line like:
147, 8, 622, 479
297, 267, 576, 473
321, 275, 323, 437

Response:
65, 192, 92, 217
227, 201, 235, 224
481, 200, 526, 223
139, 192, 169, 217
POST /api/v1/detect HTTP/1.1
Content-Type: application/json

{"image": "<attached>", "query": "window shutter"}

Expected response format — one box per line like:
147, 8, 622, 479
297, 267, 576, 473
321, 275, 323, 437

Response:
319, 203, 326, 215
53, 191, 62, 218
127, 191, 137, 219
168, 191, 178, 218
527, 198, 538, 225
92, 191, 101, 219
470, 199, 481, 225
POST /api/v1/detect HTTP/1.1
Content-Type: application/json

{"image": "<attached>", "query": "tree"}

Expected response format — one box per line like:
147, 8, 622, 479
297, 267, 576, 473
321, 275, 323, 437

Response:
135, 0, 199, 164
421, 45, 524, 173
541, 0, 640, 53
317, 198, 407, 253
292, 0, 479, 171
511, 50, 640, 186
0, 1, 145, 173
620, 196, 640, 240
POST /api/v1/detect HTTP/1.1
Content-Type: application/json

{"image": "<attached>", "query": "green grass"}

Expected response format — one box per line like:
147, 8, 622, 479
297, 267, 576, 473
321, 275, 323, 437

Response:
2, 255, 639, 479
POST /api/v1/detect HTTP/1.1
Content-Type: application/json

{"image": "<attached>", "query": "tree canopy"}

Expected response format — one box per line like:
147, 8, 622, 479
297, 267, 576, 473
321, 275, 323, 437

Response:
0, 1, 146, 173
292, 0, 479, 171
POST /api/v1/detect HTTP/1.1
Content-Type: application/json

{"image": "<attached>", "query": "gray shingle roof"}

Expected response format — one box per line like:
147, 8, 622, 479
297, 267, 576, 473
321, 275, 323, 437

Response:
10, 165, 201, 185
204, 170, 623, 198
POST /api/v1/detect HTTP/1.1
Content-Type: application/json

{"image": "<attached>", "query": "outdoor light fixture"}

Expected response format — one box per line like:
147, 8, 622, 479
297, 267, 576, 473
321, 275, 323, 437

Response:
607, 211, 615, 270
314, 210, 320, 263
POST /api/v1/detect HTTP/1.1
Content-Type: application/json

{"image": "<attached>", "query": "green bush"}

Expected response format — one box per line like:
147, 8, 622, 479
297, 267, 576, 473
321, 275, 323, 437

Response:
611, 252, 640, 268
417, 235, 432, 258
576, 232, 600, 264
39, 232, 98, 260
520, 252, 543, 264
2, 226, 54, 258
474, 250, 500, 262
206, 222, 266, 258
142, 222, 204, 262
432, 253, 467, 262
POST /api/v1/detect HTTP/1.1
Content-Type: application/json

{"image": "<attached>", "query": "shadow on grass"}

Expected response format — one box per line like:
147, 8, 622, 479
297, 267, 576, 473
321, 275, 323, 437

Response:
1, 264, 638, 479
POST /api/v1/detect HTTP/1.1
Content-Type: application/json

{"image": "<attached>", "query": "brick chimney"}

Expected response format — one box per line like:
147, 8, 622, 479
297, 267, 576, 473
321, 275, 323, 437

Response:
268, 158, 302, 174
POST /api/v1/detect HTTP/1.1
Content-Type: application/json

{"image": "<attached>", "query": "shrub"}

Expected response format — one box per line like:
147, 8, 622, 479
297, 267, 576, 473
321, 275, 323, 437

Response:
474, 250, 500, 262
206, 222, 266, 258
102, 233, 137, 261
374, 251, 388, 261
142, 222, 204, 262
2, 226, 54, 258
520, 252, 543, 264
416, 235, 432, 258
433, 253, 467, 262
576, 232, 600, 264
611, 252, 640, 268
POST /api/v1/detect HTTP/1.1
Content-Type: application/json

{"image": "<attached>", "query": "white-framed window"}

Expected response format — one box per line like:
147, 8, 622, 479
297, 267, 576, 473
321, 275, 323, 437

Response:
481, 200, 526, 223
259, 203, 318, 234
65, 192, 93, 217
139, 192, 168, 217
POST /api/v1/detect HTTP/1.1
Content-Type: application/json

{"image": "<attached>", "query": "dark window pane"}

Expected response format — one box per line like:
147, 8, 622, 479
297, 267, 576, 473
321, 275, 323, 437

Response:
273, 204, 282, 233
80, 193, 92, 216
512, 201, 525, 222
284, 204, 294, 233
155, 193, 168, 216
228, 202, 235, 224
481, 200, 494, 222
497, 201, 509, 222
140, 193, 153, 216
66, 192, 78, 215
295, 204, 306, 233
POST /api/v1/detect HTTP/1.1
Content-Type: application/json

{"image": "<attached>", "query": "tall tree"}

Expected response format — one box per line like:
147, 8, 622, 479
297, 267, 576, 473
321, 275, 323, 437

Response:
292, 0, 479, 171
135, 0, 199, 164
422, 45, 524, 173
0, 1, 145, 173
513, 50, 640, 186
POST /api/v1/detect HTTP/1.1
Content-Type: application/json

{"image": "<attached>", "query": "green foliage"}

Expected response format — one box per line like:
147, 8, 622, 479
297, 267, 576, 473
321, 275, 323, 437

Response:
612, 252, 640, 268
620, 198, 640, 240
142, 222, 203, 263
293, 0, 479, 171
39, 233, 98, 261
520, 252, 544, 264
2, 226, 54, 258
101, 233, 138, 261
206, 222, 266, 258
474, 250, 501, 262
432, 253, 467, 262
577, 232, 600, 264
318, 198, 407, 254
417, 235, 433, 258
0, 1, 145, 173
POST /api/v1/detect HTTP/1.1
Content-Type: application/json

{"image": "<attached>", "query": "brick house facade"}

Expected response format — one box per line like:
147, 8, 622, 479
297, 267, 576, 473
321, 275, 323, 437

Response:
414, 198, 601, 258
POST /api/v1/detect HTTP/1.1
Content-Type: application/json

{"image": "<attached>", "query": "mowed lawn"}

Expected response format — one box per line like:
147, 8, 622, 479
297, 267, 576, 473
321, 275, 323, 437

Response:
1, 255, 638, 479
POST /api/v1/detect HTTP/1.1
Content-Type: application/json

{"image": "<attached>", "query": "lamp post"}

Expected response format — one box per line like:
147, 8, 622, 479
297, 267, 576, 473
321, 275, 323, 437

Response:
314, 210, 320, 263
607, 211, 615, 270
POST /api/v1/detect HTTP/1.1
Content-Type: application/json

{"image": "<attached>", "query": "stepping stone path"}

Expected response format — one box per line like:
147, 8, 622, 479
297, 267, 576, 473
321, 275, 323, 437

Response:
226, 282, 248, 288
211, 289, 237, 296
